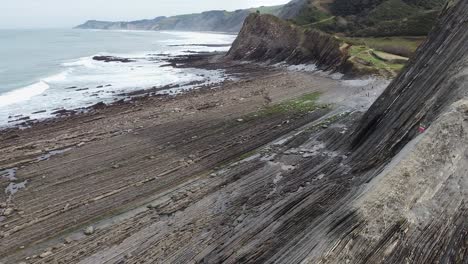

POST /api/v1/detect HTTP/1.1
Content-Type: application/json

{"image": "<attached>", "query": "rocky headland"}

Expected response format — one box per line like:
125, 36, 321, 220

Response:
227, 14, 347, 71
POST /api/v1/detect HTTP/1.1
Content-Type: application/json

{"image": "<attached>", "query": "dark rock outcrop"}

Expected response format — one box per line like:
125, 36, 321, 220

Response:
92, 56, 135, 63
351, 0, 468, 168
227, 14, 348, 70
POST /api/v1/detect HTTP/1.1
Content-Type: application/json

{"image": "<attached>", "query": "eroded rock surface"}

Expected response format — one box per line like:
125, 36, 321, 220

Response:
227, 14, 347, 70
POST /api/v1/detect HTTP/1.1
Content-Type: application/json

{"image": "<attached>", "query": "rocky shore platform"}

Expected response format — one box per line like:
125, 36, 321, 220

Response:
0, 53, 390, 263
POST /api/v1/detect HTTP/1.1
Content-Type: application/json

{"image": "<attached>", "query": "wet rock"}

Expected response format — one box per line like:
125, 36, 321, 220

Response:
31, 110, 47, 114
17, 116, 30, 121
51, 109, 77, 116
237, 119, 244, 122
75, 88, 89, 91
84, 226, 95, 235
92, 56, 135, 63
91, 102, 107, 110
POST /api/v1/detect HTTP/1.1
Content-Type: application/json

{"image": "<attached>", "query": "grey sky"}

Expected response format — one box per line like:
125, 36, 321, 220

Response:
1, 0, 291, 29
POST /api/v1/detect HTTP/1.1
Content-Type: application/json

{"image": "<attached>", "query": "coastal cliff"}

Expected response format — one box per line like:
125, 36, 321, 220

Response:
76, 7, 283, 32
1, 0, 467, 263
75, 0, 444, 37
352, 0, 468, 167
227, 14, 347, 70
76, 10, 250, 32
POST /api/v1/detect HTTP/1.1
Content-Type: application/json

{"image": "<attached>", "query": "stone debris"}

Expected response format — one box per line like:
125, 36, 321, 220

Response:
2, 208, 13, 216
84, 226, 95, 235
39, 251, 53, 258
64, 237, 73, 244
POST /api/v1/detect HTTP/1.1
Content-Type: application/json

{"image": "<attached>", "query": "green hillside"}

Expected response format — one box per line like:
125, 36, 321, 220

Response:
282, 0, 446, 37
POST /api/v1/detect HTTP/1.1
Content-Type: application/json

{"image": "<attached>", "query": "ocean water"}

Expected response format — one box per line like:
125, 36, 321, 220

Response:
0, 29, 236, 127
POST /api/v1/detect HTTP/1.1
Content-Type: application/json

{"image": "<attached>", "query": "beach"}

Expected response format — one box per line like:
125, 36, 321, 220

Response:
0, 50, 388, 262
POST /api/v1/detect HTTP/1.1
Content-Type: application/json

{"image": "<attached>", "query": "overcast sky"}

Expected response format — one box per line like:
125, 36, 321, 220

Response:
1, 0, 291, 29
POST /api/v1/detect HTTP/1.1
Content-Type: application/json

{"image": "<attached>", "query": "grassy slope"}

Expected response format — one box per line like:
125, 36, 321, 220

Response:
288, 0, 444, 37
250, 5, 285, 15
276, 0, 444, 76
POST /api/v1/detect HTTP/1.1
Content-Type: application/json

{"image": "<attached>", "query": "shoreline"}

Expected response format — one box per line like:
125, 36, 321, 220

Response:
1, 51, 383, 133
0, 52, 228, 130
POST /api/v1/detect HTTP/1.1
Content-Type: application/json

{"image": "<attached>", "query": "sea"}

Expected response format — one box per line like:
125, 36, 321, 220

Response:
0, 29, 237, 127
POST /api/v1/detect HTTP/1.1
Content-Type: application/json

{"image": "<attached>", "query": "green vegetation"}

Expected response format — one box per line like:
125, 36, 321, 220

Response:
250, 5, 285, 15
367, 0, 419, 22
244, 92, 323, 121
347, 45, 407, 76
293, 5, 332, 25
262, 92, 322, 115
355, 9, 440, 37
286, 0, 445, 37
342, 36, 425, 57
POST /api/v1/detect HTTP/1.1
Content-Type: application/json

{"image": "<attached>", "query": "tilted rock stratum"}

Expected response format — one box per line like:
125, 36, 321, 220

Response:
352, 0, 468, 167
0, 0, 466, 263
227, 13, 348, 71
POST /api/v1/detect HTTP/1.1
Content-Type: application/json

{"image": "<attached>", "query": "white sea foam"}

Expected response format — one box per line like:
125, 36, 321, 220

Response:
0, 81, 50, 108
0, 69, 72, 108
160, 31, 236, 45
0, 31, 236, 127
63, 56, 97, 68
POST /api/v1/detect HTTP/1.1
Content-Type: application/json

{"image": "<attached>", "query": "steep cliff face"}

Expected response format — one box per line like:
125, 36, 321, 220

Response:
227, 14, 347, 70
351, 0, 468, 167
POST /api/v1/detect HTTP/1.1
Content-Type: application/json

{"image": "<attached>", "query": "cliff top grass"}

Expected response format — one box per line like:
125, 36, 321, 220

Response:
342, 36, 425, 57
250, 5, 285, 15
347, 45, 406, 77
